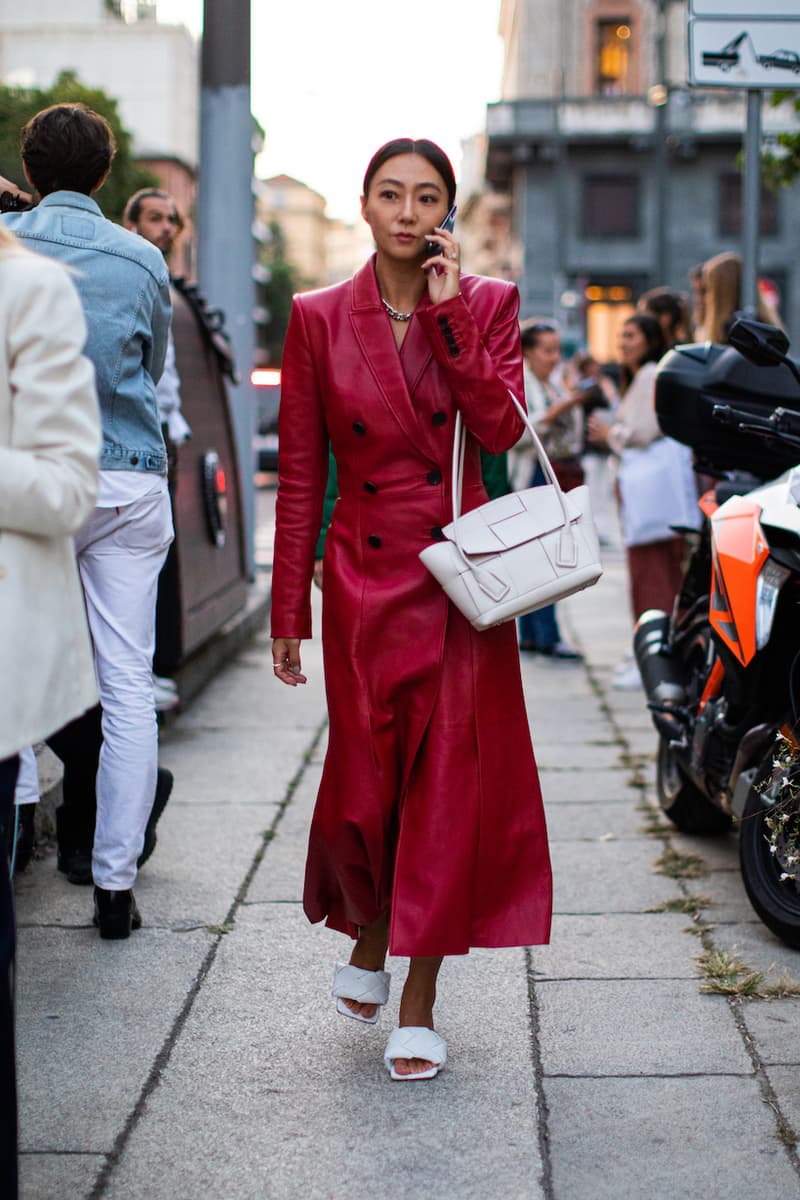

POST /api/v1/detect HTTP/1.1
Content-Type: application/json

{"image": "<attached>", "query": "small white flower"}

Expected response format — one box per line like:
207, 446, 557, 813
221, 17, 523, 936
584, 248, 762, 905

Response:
780, 873, 791, 882
770, 844, 779, 854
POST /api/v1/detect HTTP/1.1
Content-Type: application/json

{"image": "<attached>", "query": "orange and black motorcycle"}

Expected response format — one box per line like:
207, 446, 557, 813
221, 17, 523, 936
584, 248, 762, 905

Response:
635, 319, 800, 947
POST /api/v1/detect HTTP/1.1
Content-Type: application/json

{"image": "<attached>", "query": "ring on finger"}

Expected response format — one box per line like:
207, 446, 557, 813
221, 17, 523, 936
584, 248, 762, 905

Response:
448, 252, 458, 261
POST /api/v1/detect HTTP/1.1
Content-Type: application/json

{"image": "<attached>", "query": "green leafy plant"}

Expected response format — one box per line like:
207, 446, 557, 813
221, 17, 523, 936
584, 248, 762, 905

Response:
762, 92, 800, 191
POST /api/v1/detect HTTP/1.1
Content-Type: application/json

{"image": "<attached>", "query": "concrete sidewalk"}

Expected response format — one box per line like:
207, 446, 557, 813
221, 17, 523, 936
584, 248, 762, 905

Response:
14, 546, 800, 1199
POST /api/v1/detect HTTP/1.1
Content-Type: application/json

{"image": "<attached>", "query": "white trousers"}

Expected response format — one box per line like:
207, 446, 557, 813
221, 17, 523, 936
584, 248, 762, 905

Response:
74, 493, 173, 890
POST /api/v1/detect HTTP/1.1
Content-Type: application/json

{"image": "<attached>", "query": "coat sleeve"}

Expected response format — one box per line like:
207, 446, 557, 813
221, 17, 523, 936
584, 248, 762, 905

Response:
0, 257, 100, 538
416, 281, 525, 454
270, 297, 329, 639
146, 271, 172, 387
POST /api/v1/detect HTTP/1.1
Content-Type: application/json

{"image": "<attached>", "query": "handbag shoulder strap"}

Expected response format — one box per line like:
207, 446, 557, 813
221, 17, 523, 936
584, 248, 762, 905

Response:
448, 390, 580, 590
451, 389, 571, 523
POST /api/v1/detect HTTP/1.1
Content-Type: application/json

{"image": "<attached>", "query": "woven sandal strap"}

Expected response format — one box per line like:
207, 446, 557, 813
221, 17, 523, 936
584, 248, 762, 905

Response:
384, 1026, 447, 1067
331, 963, 391, 1006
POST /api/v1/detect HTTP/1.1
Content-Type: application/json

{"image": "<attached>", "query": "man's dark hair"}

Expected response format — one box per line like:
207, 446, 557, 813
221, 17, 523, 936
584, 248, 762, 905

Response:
124, 187, 179, 228
20, 103, 116, 197
519, 318, 559, 352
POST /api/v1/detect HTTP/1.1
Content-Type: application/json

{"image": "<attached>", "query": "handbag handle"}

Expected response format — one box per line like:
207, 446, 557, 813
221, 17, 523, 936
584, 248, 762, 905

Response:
448, 390, 578, 600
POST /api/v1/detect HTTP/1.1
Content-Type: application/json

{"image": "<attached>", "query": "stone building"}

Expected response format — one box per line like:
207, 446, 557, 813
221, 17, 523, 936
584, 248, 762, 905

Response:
487, 0, 800, 355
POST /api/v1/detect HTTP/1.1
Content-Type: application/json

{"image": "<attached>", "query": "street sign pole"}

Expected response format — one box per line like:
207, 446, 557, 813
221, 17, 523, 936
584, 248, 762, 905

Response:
688, 1, 800, 326
199, 0, 256, 578
741, 90, 762, 317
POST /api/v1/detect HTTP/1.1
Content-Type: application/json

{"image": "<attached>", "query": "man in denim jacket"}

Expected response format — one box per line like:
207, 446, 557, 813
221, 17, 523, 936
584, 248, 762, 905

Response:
2, 103, 174, 939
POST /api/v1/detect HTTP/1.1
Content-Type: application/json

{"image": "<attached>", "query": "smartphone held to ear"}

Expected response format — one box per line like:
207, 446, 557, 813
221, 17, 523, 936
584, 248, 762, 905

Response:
424, 204, 457, 258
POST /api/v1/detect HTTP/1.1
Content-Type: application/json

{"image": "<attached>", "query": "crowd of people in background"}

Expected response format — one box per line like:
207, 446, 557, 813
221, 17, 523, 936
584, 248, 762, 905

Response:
512, 249, 784, 687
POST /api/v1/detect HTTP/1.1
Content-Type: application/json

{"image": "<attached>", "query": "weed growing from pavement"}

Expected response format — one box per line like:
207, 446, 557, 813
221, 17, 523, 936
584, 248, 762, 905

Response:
696, 947, 764, 995
641, 816, 676, 837
649, 895, 714, 913
654, 847, 708, 878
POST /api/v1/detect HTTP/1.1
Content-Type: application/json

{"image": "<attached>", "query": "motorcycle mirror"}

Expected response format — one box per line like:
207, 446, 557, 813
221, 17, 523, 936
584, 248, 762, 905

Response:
728, 318, 790, 367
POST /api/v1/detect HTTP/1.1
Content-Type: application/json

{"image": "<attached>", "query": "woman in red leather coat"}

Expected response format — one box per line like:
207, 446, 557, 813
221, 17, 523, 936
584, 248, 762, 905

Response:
271, 139, 551, 1081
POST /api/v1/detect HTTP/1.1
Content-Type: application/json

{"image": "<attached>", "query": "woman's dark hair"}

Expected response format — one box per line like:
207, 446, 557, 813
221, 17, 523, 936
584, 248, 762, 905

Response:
362, 138, 456, 207
620, 313, 667, 391
519, 318, 559, 352
21, 103, 116, 198
637, 286, 691, 344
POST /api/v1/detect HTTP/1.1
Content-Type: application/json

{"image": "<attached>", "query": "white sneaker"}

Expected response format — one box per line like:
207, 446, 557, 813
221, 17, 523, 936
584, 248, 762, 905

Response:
611, 656, 641, 690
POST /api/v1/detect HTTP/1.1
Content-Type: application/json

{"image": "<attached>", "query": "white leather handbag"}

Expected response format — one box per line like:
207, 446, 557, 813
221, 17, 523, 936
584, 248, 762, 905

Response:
419, 390, 603, 631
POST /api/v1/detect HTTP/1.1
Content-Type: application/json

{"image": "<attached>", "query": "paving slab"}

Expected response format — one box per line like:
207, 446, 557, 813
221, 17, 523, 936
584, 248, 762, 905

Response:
16, 927, 209, 1153
104, 911, 544, 1200
708, 922, 800, 982
240, 766, 321, 907
741, 998, 800, 1066
537, 768, 632, 804
550, 839, 680, 913
544, 1076, 800, 1199
697, 868, 763, 924
530, 740, 622, 772
19, 1153, 103, 1199
667, 830, 740, 874
543, 800, 643, 842
529, 913, 698, 980
538, 979, 750, 1075
764, 1066, 800, 1137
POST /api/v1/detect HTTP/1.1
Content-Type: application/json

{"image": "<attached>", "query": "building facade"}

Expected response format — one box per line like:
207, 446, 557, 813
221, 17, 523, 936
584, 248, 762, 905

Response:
487, 0, 800, 354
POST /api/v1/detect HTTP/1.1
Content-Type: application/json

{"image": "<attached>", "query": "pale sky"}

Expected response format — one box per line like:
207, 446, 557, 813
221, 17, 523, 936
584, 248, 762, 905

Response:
156, 1, 505, 221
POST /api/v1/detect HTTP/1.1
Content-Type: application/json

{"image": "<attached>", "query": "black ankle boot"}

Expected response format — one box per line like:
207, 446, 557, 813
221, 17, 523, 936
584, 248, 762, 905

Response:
137, 767, 173, 869
93, 887, 142, 940
56, 807, 93, 885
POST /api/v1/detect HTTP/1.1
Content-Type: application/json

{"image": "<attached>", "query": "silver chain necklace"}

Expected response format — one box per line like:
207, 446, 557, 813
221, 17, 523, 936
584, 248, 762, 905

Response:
381, 297, 414, 322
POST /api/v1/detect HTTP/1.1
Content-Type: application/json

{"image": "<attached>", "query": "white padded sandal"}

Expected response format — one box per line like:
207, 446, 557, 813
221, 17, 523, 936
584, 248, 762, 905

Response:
331, 962, 391, 1024
384, 1026, 447, 1080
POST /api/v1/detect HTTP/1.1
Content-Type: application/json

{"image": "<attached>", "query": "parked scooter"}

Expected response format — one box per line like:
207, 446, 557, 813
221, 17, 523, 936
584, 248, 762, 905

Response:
635, 319, 800, 947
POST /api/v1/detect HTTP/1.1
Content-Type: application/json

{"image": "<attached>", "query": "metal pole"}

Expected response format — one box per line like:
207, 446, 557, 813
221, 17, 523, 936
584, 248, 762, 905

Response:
653, 0, 668, 286
198, 0, 255, 577
741, 90, 762, 318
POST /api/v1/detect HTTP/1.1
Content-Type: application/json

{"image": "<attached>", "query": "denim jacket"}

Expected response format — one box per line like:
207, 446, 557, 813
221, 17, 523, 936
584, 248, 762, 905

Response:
2, 191, 171, 474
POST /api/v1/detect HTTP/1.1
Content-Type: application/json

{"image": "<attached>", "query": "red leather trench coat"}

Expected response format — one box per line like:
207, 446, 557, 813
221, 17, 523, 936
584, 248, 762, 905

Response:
271, 257, 552, 956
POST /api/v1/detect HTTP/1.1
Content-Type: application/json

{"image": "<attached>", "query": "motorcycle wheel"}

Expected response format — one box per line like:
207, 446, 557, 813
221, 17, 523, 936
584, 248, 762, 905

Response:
656, 738, 733, 835
739, 772, 800, 949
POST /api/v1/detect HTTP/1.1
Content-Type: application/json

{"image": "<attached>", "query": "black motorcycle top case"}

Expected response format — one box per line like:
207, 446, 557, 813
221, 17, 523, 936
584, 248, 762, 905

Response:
655, 343, 800, 479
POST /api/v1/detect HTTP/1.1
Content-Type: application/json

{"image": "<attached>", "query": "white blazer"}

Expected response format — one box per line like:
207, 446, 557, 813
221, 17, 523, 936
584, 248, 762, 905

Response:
0, 247, 100, 759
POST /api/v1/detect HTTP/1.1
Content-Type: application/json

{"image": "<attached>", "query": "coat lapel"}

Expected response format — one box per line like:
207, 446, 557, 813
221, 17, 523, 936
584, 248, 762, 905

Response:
349, 258, 436, 460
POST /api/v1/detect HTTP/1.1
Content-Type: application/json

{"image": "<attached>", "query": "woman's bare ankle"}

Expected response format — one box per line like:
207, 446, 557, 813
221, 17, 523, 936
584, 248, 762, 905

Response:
348, 914, 389, 973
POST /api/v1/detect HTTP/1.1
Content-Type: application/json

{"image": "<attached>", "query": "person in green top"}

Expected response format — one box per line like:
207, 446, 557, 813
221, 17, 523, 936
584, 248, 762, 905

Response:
314, 446, 510, 572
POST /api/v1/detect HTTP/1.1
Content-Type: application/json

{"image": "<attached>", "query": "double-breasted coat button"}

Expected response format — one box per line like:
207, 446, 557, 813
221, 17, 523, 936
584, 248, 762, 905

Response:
363, 481, 378, 494
437, 315, 448, 327
352, 420, 366, 436
427, 469, 442, 485
430, 525, 445, 540
367, 534, 382, 548
432, 411, 447, 426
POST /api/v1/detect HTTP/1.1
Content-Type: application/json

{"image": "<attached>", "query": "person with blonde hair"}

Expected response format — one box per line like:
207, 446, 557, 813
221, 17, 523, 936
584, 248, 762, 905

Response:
702, 251, 781, 344
0, 226, 100, 1200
